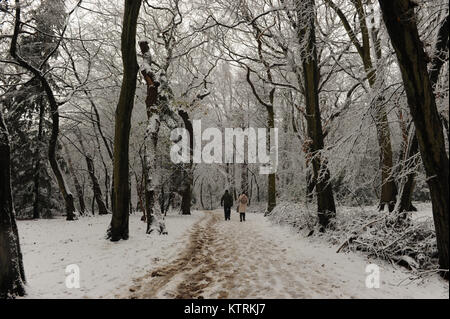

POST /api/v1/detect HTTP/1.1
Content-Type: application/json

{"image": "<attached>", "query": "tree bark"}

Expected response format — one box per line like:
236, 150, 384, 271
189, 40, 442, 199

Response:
139, 41, 167, 235
296, 0, 336, 228
398, 13, 449, 213
0, 110, 26, 299
108, 0, 142, 241
378, 0, 449, 276
178, 110, 193, 215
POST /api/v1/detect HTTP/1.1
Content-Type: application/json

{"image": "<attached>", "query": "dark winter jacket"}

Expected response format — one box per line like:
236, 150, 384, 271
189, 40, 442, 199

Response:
221, 192, 234, 208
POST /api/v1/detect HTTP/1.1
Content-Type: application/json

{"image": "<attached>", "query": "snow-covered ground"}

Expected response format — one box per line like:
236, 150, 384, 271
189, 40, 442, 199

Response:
127, 210, 449, 299
17, 207, 448, 299
257, 211, 448, 299
17, 211, 202, 298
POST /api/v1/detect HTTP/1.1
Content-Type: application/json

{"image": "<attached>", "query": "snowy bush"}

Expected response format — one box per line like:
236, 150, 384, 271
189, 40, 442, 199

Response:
267, 202, 439, 273
266, 202, 318, 234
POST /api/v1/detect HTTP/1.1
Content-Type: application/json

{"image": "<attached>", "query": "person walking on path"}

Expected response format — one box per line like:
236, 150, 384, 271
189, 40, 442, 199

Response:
220, 190, 233, 221
237, 192, 248, 222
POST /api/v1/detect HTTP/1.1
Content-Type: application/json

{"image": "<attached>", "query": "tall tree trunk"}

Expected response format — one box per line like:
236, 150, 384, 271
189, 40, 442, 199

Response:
143, 124, 166, 234
64, 144, 86, 215
32, 99, 45, 219
139, 41, 167, 235
398, 13, 449, 213
374, 96, 397, 212
180, 182, 192, 216
10, 1, 76, 221
0, 110, 26, 298
296, 0, 336, 228
267, 110, 277, 213
178, 110, 193, 215
108, 0, 142, 241
378, 0, 449, 277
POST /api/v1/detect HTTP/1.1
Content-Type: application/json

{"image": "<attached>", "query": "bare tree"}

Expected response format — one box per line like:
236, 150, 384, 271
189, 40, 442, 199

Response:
108, 0, 142, 241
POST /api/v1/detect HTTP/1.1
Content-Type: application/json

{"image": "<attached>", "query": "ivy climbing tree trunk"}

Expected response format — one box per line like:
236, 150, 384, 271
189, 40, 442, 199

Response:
0, 110, 26, 299
108, 0, 142, 241
378, 0, 449, 277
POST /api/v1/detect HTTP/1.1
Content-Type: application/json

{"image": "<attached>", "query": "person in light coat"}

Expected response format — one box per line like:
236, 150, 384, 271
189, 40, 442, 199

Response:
237, 192, 249, 222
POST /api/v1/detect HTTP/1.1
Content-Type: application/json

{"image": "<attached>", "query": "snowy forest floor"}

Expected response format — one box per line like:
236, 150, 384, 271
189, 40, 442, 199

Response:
18, 208, 448, 299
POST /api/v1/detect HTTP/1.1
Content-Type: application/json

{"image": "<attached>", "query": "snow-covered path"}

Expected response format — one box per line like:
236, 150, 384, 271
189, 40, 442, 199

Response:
125, 210, 448, 299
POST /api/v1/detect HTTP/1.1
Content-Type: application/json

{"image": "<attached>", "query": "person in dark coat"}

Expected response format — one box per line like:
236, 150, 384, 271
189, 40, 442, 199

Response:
220, 190, 233, 221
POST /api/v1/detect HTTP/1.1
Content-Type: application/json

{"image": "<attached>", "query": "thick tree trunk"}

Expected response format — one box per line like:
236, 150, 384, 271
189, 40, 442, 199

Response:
108, 0, 142, 241
296, 0, 336, 228
398, 13, 449, 213
0, 111, 26, 299
143, 123, 167, 234
139, 41, 167, 234
180, 181, 192, 216
378, 0, 449, 276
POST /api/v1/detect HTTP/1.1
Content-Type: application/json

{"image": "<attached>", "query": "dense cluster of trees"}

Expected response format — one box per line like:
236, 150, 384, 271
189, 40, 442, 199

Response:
0, 0, 448, 297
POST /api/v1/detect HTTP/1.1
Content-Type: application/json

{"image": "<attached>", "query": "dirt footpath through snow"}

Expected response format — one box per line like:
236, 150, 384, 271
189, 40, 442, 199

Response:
124, 210, 448, 299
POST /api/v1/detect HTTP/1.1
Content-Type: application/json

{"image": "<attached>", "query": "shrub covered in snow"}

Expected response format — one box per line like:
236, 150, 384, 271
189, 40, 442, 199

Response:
267, 202, 439, 274
266, 202, 318, 234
